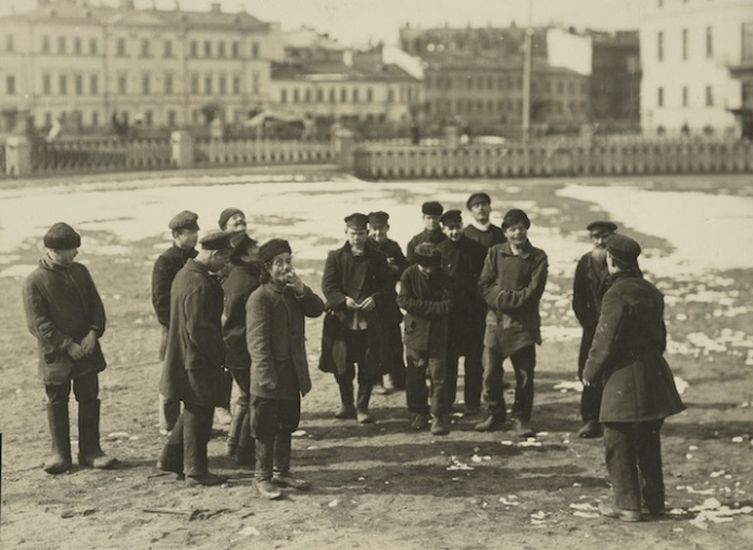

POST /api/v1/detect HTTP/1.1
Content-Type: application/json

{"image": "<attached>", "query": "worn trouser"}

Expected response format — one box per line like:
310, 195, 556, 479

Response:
334, 329, 374, 412
45, 370, 99, 404
250, 396, 301, 481
446, 327, 483, 410
384, 320, 406, 389
603, 420, 665, 512
159, 402, 214, 477
578, 325, 602, 422
405, 349, 448, 417
481, 344, 536, 421
157, 326, 181, 432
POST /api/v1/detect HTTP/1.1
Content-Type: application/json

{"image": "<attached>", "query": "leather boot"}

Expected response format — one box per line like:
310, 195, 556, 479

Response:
255, 437, 282, 499
227, 404, 246, 456
44, 403, 72, 475
272, 433, 310, 490
335, 381, 356, 419
235, 410, 255, 468
77, 399, 117, 469
577, 420, 603, 439
430, 414, 450, 436
474, 413, 506, 432
356, 383, 374, 423
513, 417, 535, 438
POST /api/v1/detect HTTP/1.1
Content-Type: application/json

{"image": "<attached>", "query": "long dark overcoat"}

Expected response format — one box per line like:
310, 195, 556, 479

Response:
222, 263, 261, 373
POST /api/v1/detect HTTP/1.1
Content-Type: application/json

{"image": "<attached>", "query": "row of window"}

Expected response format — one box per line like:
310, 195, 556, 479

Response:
656, 85, 715, 107
426, 74, 586, 95
428, 98, 588, 116
656, 27, 713, 62
278, 86, 418, 104
34, 34, 262, 59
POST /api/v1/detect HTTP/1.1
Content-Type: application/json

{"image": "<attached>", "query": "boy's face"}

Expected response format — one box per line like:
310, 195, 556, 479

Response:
269, 252, 293, 284
470, 201, 491, 223
441, 221, 463, 242
175, 228, 199, 249
48, 248, 78, 266
423, 214, 440, 231
346, 227, 368, 250
417, 263, 436, 276
369, 223, 389, 242
504, 222, 528, 246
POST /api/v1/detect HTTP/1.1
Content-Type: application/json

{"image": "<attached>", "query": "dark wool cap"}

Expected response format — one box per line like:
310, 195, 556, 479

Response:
421, 201, 444, 216
606, 234, 641, 262
168, 210, 199, 231
439, 209, 463, 226
199, 230, 232, 251
258, 238, 292, 264
230, 233, 260, 265
368, 211, 390, 226
344, 213, 369, 230
586, 221, 618, 233
414, 242, 441, 267
218, 207, 245, 230
44, 222, 81, 250
501, 208, 531, 230
466, 192, 491, 209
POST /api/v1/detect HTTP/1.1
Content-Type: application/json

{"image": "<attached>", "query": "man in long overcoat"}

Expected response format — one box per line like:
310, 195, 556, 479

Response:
151, 210, 199, 433
23, 223, 117, 474
157, 231, 232, 486
583, 234, 685, 522
572, 220, 617, 438
436, 209, 487, 415
319, 213, 394, 424
406, 201, 446, 264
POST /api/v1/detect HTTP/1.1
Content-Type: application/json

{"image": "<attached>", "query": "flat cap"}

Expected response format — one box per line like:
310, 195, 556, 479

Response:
44, 222, 81, 250
501, 208, 531, 230
414, 242, 441, 267
586, 221, 618, 233
230, 233, 259, 265
439, 209, 463, 226
168, 210, 199, 231
368, 211, 390, 226
218, 207, 245, 230
258, 238, 292, 264
421, 201, 444, 216
344, 213, 369, 230
466, 192, 491, 209
199, 230, 232, 251
606, 234, 641, 262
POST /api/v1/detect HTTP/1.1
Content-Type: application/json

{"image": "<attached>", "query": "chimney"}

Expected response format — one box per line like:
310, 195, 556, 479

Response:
210, 2, 221, 13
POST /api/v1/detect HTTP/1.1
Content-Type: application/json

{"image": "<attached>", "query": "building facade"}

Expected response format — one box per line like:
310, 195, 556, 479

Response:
0, 0, 282, 133
639, 0, 753, 136
589, 31, 641, 130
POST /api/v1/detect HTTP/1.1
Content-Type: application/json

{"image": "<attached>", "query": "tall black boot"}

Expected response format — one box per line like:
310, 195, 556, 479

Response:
254, 437, 281, 499
78, 399, 117, 469
272, 432, 310, 490
235, 409, 255, 468
334, 380, 356, 419
227, 404, 246, 456
44, 403, 72, 475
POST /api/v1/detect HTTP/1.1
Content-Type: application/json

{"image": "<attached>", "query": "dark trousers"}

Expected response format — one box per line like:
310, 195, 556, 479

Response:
446, 336, 483, 410
482, 344, 536, 420
335, 329, 374, 412
405, 349, 448, 417
250, 396, 301, 481
45, 371, 99, 404
230, 368, 251, 408
384, 320, 406, 388
159, 402, 214, 477
603, 420, 665, 512
578, 326, 602, 422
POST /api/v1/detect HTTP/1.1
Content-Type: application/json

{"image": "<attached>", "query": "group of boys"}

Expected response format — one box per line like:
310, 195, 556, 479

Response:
24, 191, 685, 518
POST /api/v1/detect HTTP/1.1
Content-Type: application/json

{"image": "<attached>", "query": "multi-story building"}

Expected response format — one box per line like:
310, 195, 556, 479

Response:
589, 30, 641, 129
0, 0, 283, 133
639, 0, 753, 136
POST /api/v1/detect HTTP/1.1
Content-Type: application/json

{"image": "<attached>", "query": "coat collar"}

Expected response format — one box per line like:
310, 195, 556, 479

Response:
609, 269, 643, 283
499, 240, 534, 259
172, 243, 198, 259
40, 254, 73, 272
185, 258, 211, 275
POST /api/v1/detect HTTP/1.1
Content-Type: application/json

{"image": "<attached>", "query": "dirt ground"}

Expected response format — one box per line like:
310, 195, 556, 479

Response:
1, 171, 752, 549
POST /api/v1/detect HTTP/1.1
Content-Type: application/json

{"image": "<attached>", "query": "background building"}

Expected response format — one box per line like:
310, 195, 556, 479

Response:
639, 0, 753, 137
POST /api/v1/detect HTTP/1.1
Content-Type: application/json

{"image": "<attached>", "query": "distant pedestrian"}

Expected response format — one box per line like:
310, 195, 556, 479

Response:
23, 223, 117, 474
572, 221, 617, 439
406, 201, 446, 264
247, 239, 324, 499
583, 234, 685, 522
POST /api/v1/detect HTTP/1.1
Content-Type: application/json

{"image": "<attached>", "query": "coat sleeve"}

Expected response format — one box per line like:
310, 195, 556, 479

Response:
321, 251, 347, 308
478, 248, 502, 309
22, 278, 73, 351
297, 285, 325, 318
572, 256, 590, 326
496, 253, 548, 312
184, 286, 224, 370
83, 266, 106, 337
151, 255, 172, 327
397, 271, 451, 317
369, 253, 395, 304
222, 274, 256, 355
247, 292, 277, 391
391, 242, 409, 278
406, 237, 416, 264
583, 289, 626, 383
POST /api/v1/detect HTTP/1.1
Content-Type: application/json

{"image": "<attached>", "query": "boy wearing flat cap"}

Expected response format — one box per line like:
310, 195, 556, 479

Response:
247, 239, 324, 499
151, 210, 200, 434
583, 234, 685, 522
368, 210, 408, 393
436, 209, 487, 415
397, 242, 453, 435
572, 220, 617, 439
476, 209, 548, 437
319, 213, 394, 424
406, 201, 447, 264
463, 193, 506, 251
23, 223, 117, 474
157, 231, 233, 486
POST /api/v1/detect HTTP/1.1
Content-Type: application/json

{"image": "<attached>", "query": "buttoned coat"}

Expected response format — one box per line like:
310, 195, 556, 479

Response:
583, 270, 685, 423
397, 265, 453, 355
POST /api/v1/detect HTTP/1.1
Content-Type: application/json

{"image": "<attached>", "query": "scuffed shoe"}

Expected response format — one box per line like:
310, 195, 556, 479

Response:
513, 418, 535, 438
598, 502, 641, 522
356, 411, 374, 424
577, 420, 603, 439
272, 472, 311, 491
78, 451, 117, 469
185, 472, 228, 487
43, 454, 72, 475
410, 413, 429, 431
334, 405, 356, 420
155, 459, 182, 476
474, 414, 506, 432
255, 479, 283, 500
430, 415, 450, 436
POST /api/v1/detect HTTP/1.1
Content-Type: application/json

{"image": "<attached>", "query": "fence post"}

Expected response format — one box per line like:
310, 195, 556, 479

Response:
5, 136, 32, 177
333, 128, 355, 172
171, 130, 194, 169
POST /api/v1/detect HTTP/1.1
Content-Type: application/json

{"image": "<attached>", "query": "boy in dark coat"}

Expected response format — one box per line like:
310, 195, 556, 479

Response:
583, 234, 685, 522
397, 243, 453, 435
406, 201, 446, 264
462, 192, 506, 250
572, 221, 617, 439
157, 231, 233, 486
436, 210, 487, 415
476, 209, 548, 437
319, 213, 394, 424
23, 223, 117, 474
222, 234, 261, 465
151, 210, 199, 434
368, 210, 407, 393
247, 239, 325, 499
